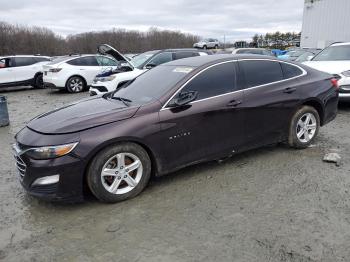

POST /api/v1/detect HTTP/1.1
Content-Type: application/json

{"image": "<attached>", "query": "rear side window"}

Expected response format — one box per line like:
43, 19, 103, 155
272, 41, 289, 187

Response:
240, 60, 283, 87
280, 62, 303, 79
174, 52, 199, 60
181, 62, 236, 100
67, 56, 99, 66
13, 57, 37, 67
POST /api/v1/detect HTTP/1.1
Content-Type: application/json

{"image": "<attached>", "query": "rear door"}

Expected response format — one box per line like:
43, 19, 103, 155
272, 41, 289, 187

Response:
158, 61, 244, 171
238, 59, 303, 148
0, 57, 16, 84
67, 56, 100, 85
13, 57, 39, 82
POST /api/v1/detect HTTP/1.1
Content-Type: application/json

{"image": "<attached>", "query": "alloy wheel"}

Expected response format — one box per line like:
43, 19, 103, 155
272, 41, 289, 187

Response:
68, 78, 84, 92
296, 112, 317, 143
101, 153, 143, 195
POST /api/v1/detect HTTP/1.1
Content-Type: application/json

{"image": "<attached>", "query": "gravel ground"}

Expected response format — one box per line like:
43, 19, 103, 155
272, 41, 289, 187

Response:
0, 87, 350, 262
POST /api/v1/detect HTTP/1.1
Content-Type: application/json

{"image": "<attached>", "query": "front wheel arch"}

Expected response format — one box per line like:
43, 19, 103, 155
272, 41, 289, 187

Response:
82, 138, 159, 196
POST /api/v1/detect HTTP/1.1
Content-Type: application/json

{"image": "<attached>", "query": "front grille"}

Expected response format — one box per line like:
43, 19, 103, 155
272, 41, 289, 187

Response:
31, 184, 58, 195
94, 86, 108, 92
14, 154, 26, 178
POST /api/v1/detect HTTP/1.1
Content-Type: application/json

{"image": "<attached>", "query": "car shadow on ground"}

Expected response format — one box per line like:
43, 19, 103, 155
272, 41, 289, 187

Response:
26, 143, 290, 209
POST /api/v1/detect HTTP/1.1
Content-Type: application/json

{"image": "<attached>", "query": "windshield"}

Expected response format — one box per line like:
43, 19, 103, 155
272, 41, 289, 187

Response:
110, 65, 195, 105
130, 51, 158, 68
287, 50, 306, 57
312, 45, 350, 61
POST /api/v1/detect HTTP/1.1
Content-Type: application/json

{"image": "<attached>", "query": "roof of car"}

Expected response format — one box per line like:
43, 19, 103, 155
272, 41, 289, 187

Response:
164, 54, 277, 67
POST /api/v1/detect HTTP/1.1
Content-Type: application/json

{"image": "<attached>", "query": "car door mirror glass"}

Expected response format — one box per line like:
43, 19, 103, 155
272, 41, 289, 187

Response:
168, 91, 198, 107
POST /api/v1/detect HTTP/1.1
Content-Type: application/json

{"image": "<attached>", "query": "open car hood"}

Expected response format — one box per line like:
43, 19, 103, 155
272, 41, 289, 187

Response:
98, 44, 134, 69
27, 97, 139, 134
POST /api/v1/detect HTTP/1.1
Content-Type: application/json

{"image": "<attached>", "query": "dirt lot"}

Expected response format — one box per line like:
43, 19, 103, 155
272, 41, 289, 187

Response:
0, 87, 350, 262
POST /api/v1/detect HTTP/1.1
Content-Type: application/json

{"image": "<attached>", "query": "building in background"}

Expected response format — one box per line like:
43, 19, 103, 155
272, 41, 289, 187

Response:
301, 0, 350, 49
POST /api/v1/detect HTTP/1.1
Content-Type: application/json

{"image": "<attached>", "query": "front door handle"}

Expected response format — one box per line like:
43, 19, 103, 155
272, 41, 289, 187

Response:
227, 100, 242, 107
284, 87, 297, 94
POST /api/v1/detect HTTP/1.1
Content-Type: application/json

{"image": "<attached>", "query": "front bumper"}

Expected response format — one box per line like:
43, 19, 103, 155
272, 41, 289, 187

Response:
89, 86, 108, 96
13, 128, 86, 203
339, 85, 350, 101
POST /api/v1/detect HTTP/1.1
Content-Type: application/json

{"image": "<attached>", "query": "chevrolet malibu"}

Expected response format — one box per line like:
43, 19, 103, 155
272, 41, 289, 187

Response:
13, 55, 339, 203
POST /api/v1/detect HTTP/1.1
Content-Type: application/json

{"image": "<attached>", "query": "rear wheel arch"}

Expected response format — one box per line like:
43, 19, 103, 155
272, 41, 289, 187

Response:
65, 75, 87, 91
301, 99, 324, 126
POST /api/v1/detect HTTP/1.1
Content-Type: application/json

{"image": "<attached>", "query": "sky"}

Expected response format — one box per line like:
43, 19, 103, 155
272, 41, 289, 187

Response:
0, 0, 304, 42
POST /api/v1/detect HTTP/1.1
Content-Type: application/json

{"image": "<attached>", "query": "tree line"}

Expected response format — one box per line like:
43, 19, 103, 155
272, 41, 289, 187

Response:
251, 32, 301, 49
0, 21, 200, 56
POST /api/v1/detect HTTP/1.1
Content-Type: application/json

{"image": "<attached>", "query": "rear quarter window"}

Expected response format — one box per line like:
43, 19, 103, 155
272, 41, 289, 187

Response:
280, 62, 303, 79
240, 60, 283, 87
67, 56, 99, 66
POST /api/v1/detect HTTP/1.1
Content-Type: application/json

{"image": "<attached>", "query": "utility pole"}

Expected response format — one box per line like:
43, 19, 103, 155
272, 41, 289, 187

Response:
223, 34, 226, 50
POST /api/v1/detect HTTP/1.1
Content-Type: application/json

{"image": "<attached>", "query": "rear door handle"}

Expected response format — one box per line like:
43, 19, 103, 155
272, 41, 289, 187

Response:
227, 100, 242, 107
284, 87, 297, 94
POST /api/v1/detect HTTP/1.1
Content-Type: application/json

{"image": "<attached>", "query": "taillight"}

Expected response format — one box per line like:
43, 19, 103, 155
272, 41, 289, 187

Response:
331, 78, 339, 89
49, 68, 62, 73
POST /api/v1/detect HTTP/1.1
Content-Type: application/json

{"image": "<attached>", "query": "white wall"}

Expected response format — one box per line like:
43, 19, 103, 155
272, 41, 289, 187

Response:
301, 0, 350, 48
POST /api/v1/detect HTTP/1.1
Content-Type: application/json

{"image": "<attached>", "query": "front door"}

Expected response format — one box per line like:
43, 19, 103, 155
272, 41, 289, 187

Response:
0, 58, 16, 84
158, 61, 245, 172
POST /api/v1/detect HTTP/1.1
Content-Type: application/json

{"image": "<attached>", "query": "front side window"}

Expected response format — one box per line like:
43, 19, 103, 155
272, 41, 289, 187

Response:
13, 57, 37, 67
130, 51, 157, 69
312, 45, 350, 61
96, 56, 119, 67
240, 60, 283, 88
180, 62, 236, 101
147, 52, 173, 66
67, 56, 99, 66
280, 62, 303, 79
0, 59, 5, 68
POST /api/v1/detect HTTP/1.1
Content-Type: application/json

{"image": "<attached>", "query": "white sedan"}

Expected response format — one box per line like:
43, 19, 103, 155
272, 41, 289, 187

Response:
43, 45, 129, 93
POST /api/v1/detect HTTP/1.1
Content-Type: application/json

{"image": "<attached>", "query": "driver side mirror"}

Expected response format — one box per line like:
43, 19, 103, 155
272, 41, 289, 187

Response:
168, 91, 198, 108
145, 63, 157, 70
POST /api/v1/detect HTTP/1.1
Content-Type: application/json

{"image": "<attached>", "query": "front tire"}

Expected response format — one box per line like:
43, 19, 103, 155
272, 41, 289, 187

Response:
66, 76, 86, 93
203, 45, 207, 50
87, 143, 151, 203
288, 106, 320, 149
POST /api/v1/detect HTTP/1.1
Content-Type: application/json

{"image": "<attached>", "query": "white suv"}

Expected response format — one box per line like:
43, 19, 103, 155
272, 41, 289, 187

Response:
89, 48, 209, 96
0, 55, 51, 89
303, 42, 350, 101
43, 46, 128, 93
193, 38, 220, 49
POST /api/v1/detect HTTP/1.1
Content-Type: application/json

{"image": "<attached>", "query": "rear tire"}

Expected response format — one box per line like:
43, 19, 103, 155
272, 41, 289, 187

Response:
66, 76, 86, 93
203, 45, 207, 50
34, 73, 44, 89
87, 142, 151, 203
288, 106, 320, 149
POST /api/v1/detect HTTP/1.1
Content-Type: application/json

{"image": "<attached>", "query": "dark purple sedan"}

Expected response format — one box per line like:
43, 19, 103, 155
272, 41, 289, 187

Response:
13, 55, 339, 203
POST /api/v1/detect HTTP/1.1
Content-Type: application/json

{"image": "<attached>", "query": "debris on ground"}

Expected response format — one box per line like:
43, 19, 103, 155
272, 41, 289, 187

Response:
323, 152, 341, 164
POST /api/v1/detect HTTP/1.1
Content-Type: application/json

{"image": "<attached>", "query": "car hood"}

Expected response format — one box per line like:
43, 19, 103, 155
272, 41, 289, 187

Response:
303, 60, 350, 74
27, 97, 140, 134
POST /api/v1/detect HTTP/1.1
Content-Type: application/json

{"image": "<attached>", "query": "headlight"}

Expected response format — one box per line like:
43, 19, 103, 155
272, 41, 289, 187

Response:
341, 70, 350, 77
26, 142, 78, 160
94, 75, 117, 82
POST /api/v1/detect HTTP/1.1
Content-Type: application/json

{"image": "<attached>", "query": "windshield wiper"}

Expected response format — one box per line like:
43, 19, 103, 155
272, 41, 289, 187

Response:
110, 96, 132, 107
